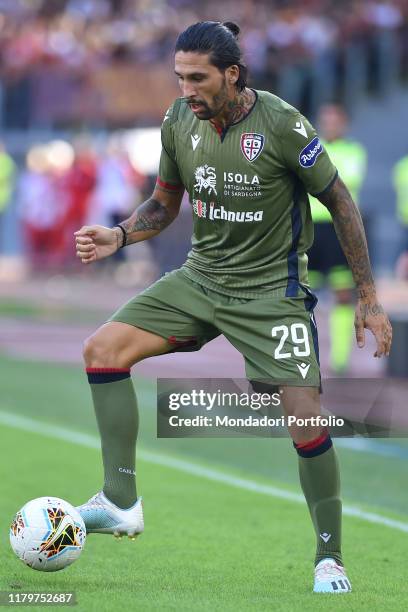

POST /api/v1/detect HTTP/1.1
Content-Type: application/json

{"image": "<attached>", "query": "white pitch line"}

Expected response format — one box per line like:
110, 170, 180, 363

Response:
1, 410, 408, 534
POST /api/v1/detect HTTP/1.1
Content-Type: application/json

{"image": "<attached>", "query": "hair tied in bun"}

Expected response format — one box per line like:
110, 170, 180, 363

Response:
222, 22, 240, 38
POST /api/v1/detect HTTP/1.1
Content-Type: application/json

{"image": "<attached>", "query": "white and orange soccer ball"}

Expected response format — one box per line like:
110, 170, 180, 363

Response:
10, 497, 86, 572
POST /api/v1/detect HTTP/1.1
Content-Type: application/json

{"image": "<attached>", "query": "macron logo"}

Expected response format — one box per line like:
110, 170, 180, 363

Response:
297, 362, 310, 379
320, 532, 332, 543
293, 120, 308, 139
191, 134, 201, 151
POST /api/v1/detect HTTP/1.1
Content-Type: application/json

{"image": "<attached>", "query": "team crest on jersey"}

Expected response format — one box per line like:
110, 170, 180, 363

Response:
240, 133, 265, 162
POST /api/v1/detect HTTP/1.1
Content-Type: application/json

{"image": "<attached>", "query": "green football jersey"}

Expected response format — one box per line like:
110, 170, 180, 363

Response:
158, 90, 337, 298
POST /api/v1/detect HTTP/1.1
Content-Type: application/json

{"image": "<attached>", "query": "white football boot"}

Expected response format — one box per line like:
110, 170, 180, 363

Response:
76, 491, 144, 539
313, 558, 352, 593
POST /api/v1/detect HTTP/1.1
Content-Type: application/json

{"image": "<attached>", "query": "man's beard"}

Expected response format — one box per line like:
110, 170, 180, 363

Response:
187, 79, 228, 120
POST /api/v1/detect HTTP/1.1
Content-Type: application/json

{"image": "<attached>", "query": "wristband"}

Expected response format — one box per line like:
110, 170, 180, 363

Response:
114, 224, 127, 248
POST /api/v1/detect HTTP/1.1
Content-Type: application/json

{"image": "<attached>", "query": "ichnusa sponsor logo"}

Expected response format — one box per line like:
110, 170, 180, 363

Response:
192, 199, 263, 222
299, 137, 323, 168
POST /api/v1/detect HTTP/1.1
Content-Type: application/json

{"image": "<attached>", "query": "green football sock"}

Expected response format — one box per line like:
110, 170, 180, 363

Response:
86, 368, 138, 509
295, 433, 342, 566
329, 304, 354, 373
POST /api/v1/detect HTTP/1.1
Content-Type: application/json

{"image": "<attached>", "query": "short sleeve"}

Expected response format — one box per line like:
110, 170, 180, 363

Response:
280, 112, 337, 196
157, 106, 183, 192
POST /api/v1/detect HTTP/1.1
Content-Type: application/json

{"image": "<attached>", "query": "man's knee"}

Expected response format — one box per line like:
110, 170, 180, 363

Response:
83, 333, 112, 368
281, 386, 322, 444
83, 331, 137, 368
83, 322, 167, 368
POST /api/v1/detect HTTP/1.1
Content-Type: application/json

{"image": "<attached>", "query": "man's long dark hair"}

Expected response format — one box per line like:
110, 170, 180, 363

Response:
175, 21, 248, 91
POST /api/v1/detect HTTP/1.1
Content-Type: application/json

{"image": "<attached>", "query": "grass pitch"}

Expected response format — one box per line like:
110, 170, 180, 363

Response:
1, 354, 408, 611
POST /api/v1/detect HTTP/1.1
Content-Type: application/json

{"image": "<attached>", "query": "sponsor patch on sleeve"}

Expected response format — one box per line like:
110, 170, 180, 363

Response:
299, 137, 323, 168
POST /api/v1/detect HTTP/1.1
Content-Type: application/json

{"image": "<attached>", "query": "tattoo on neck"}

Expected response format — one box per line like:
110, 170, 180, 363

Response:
228, 89, 255, 123
212, 88, 255, 131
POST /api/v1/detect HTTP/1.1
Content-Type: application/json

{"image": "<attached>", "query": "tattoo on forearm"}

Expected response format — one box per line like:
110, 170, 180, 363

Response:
357, 286, 377, 300
318, 177, 375, 296
319, 178, 392, 352
120, 198, 172, 244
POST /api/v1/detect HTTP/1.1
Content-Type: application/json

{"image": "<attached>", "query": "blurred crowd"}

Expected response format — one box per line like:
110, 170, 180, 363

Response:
0, 0, 408, 278
0, 137, 147, 270
0, 125, 408, 278
0, 0, 407, 126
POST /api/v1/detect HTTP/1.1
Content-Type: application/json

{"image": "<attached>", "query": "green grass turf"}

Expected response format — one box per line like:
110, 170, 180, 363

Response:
1, 354, 408, 610
1, 424, 408, 611
1, 353, 407, 516
0, 299, 107, 323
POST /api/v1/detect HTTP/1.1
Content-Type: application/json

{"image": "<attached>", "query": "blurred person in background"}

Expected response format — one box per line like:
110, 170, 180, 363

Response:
62, 137, 97, 264
393, 150, 408, 279
92, 136, 146, 262
364, 0, 404, 94
267, 5, 338, 118
17, 145, 67, 271
308, 104, 367, 375
0, 141, 16, 251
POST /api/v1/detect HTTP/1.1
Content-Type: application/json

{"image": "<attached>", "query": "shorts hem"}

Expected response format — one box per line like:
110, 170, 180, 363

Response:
107, 317, 171, 344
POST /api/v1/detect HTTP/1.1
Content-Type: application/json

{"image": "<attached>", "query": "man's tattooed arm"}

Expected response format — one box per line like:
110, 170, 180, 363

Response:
114, 189, 182, 247
318, 175, 392, 356
318, 176, 374, 299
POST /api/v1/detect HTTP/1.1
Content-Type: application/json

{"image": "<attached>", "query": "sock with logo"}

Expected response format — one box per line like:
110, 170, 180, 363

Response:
86, 368, 138, 509
329, 304, 354, 373
294, 430, 342, 566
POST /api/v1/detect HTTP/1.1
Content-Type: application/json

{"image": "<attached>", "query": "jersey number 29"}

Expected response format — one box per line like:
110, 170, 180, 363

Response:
271, 323, 311, 359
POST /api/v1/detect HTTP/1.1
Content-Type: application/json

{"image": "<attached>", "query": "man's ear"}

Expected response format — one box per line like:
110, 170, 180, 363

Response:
226, 65, 239, 85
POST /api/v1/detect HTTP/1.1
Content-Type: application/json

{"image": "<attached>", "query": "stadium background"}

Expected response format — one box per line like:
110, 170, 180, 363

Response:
1, 0, 408, 609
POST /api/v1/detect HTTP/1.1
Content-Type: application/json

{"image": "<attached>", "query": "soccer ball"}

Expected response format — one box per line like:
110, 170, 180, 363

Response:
10, 497, 86, 572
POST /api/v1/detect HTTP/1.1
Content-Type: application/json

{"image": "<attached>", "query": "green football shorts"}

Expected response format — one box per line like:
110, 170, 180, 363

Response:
109, 268, 321, 387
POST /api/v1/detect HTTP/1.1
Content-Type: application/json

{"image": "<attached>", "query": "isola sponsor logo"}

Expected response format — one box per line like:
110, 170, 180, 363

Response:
223, 172, 260, 185
223, 171, 262, 198
299, 137, 323, 168
192, 199, 263, 222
